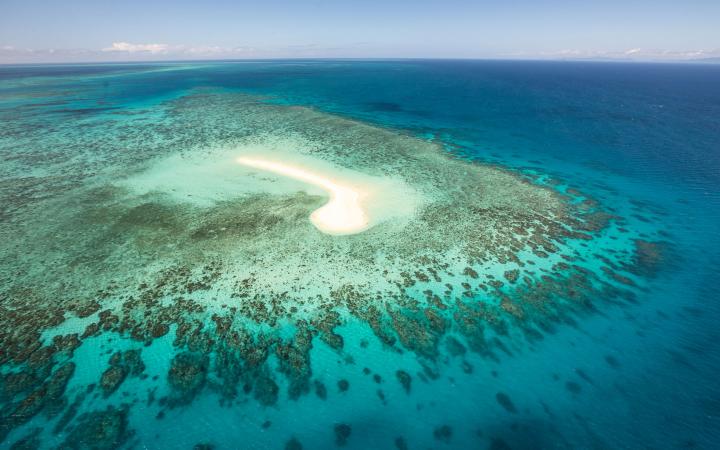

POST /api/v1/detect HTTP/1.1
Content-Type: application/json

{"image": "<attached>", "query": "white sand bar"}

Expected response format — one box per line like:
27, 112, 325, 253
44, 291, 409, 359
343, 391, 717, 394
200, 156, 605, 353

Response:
237, 157, 371, 235
121, 142, 422, 236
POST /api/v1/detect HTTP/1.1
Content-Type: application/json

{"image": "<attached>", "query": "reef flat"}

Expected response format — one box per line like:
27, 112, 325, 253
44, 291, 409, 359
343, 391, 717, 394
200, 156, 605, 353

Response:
0, 70, 672, 450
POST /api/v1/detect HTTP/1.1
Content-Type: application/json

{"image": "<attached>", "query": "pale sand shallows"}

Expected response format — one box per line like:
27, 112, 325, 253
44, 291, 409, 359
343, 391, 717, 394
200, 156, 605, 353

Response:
120, 140, 423, 235
236, 156, 370, 235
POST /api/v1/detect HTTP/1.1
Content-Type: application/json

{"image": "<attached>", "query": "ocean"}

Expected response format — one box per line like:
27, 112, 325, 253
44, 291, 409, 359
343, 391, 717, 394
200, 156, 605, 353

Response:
0, 60, 719, 449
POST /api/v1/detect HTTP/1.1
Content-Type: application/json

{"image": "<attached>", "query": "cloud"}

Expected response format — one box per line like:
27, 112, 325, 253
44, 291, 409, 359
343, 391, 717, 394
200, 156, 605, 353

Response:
521, 47, 720, 61
0, 42, 262, 63
99, 42, 259, 57
0, 46, 97, 63
102, 42, 170, 54
2, 42, 720, 64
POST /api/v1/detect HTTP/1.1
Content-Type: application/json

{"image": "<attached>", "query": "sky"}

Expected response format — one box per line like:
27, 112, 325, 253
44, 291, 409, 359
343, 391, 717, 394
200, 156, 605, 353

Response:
1, 0, 719, 63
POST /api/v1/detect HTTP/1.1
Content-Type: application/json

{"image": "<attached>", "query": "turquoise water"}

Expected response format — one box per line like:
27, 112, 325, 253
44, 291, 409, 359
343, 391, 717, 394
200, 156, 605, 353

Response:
1, 61, 719, 449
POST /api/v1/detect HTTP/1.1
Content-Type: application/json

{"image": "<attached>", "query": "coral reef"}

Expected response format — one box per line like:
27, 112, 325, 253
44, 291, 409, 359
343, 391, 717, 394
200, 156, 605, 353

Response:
0, 87, 668, 445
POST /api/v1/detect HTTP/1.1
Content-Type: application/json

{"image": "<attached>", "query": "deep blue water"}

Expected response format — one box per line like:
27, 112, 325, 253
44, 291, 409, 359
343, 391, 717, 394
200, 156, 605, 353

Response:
265, 60, 720, 450
1, 60, 719, 449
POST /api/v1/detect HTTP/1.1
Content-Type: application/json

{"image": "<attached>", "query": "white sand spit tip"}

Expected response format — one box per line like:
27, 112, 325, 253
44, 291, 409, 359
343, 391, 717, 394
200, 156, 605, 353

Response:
236, 157, 370, 235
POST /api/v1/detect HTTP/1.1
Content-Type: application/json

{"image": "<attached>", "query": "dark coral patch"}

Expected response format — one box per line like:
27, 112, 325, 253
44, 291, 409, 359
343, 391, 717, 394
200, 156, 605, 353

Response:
167, 352, 208, 406
61, 405, 131, 450
396, 370, 412, 394
334, 423, 352, 447
433, 425, 453, 442
285, 437, 303, 450
565, 381, 582, 395
495, 392, 517, 414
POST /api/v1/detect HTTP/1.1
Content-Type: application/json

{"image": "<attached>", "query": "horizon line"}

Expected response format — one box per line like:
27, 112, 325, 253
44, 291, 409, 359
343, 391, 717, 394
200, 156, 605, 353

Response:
2, 56, 720, 67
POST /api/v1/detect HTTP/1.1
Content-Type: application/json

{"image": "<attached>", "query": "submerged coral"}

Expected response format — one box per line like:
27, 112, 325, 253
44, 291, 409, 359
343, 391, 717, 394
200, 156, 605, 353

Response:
0, 86, 667, 445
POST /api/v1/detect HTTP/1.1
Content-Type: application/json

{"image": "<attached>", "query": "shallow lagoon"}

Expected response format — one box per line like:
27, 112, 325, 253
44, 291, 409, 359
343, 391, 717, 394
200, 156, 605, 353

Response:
0, 61, 719, 449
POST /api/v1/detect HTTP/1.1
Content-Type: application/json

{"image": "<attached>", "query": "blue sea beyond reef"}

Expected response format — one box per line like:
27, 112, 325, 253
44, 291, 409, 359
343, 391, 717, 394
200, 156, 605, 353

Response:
0, 60, 719, 449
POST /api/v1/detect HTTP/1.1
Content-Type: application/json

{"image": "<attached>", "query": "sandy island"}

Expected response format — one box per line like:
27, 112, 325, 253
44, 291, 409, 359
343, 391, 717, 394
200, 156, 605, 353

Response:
121, 144, 421, 236
236, 157, 371, 235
